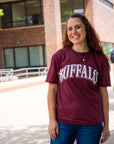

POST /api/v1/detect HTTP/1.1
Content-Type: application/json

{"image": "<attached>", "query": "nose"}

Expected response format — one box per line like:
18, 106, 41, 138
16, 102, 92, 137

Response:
72, 28, 78, 34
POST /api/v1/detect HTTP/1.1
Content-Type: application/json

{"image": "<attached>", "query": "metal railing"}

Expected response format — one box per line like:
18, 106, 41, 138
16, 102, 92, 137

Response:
0, 69, 13, 82
0, 67, 48, 82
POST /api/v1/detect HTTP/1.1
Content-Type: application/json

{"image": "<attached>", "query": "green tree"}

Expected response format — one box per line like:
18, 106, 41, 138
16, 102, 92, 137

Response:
104, 45, 112, 55
0, 9, 4, 16
61, 10, 72, 22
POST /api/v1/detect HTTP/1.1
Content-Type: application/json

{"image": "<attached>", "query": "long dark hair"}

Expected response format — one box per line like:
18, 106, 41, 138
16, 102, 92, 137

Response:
63, 13, 105, 55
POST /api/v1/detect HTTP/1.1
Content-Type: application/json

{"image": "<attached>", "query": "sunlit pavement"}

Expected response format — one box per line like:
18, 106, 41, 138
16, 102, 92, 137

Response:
0, 77, 50, 144
0, 75, 114, 144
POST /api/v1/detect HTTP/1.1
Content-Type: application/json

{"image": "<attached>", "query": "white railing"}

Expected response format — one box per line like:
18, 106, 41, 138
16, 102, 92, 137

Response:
0, 69, 13, 82
0, 67, 48, 82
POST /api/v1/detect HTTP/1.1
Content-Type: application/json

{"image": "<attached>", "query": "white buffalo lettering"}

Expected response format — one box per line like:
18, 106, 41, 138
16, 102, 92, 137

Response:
59, 64, 98, 84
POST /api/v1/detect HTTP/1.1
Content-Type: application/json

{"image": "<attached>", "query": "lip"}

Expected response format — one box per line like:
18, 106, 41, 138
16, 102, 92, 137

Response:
72, 35, 80, 39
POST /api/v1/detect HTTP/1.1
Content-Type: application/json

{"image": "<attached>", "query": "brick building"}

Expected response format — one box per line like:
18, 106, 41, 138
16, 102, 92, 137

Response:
0, 0, 114, 69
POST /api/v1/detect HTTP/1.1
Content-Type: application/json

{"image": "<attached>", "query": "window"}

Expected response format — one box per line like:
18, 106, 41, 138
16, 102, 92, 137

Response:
0, 0, 43, 29
4, 45, 47, 69
60, 0, 84, 22
0, 3, 12, 28
29, 46, 44, 66
4, 48, 14, 67
26, 0, 43, 26
12, 1, 26, 27
15, 47, 28, 67
98, 0, 113, 9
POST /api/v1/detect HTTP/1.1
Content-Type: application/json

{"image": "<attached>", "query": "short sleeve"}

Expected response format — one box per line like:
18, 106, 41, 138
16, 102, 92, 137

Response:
46, 54, 60, 83
99, 56, 111, 87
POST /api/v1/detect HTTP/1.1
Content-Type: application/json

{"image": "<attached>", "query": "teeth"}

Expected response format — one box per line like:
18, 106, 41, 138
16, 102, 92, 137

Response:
73, 36, 79, 38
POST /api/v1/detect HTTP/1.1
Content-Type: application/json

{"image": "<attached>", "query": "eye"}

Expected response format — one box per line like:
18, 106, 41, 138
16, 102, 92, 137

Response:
76, 26, 81, 29
67, 27, 72, 31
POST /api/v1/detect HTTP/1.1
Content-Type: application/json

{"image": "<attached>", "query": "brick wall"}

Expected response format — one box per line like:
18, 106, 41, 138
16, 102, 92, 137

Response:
0, 42, 4, 68
0, 23, 66, 68
93, 0, 114, 43
84, 0, 94, 25
1, 25, 45, 48
0, 25, 45, 68
0, 24, 66, 49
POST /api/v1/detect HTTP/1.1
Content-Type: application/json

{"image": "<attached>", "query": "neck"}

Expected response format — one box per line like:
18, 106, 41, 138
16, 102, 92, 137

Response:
72, 42, 89, 53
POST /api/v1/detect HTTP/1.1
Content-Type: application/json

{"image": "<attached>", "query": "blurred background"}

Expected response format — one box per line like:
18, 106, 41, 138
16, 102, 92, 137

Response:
0, 0, 114, 144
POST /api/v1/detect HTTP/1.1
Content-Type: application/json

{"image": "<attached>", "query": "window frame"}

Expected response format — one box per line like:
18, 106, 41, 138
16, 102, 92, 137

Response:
12, 0, 26, 28
98, 0, 113, 9
4, 45, 47, 69
0, 0, 44, 29
3, 48, 15, 68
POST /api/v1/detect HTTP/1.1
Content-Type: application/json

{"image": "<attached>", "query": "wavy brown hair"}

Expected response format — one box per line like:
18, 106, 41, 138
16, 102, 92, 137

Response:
63, 13, 110, 69
63, 13, 105, 55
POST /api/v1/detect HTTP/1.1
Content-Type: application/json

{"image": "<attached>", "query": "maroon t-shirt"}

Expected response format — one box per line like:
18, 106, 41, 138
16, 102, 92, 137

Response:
46, 47, 111, 126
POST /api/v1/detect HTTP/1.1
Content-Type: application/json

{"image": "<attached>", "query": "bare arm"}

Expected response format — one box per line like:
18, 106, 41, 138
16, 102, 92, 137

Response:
108, 54, 111, 60
100, 87, 110, 143
47, 83, 59, 140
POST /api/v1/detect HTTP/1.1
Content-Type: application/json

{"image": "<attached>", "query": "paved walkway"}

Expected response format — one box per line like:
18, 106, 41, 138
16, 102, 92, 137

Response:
0, 76, 114, 144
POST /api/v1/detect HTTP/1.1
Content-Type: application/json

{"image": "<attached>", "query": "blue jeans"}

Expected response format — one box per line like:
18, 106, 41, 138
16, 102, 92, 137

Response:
50, 121, 103, 144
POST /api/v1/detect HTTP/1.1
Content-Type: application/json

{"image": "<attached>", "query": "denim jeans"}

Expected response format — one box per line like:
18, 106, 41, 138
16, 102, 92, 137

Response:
50, 121, 103, 144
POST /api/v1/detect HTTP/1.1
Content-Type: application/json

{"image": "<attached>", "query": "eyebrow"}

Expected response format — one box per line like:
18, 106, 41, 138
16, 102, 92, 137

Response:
67, 24, 81, 28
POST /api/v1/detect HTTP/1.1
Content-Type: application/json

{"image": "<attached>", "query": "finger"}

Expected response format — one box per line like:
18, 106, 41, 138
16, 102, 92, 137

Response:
51, 130, 57, 140
56, 125, 59, 135
101, 133, 109, 143
50, 134, 56, 141
101, 137, 108, 143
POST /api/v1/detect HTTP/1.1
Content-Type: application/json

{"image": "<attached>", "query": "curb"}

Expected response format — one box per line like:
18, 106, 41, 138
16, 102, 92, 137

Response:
0, 76, 46, 93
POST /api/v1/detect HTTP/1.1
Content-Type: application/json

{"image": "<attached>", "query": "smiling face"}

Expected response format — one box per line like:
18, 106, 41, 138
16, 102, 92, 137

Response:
67, 17, 87, 47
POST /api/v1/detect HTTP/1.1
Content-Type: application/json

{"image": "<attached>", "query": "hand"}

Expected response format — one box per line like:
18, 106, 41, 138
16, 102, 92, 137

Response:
48, 120, 59, 141
101, 126, 110, 143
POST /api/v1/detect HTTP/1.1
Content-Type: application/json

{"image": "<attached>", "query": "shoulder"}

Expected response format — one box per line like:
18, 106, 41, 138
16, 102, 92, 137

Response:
93, 52, 110, 73
94, 51, 107, 59
93, 52, 109, 65
52, 48, 70, 62
53, 48, 65, 56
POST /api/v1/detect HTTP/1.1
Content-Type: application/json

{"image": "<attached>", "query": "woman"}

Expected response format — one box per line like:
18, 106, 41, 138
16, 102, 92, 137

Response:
46, 13, 111, 144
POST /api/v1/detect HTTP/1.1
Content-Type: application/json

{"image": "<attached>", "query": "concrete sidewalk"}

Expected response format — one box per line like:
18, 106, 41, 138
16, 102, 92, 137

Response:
0, 79, 50, 144
0, 76, 114, 144
0, 76, 46, 93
